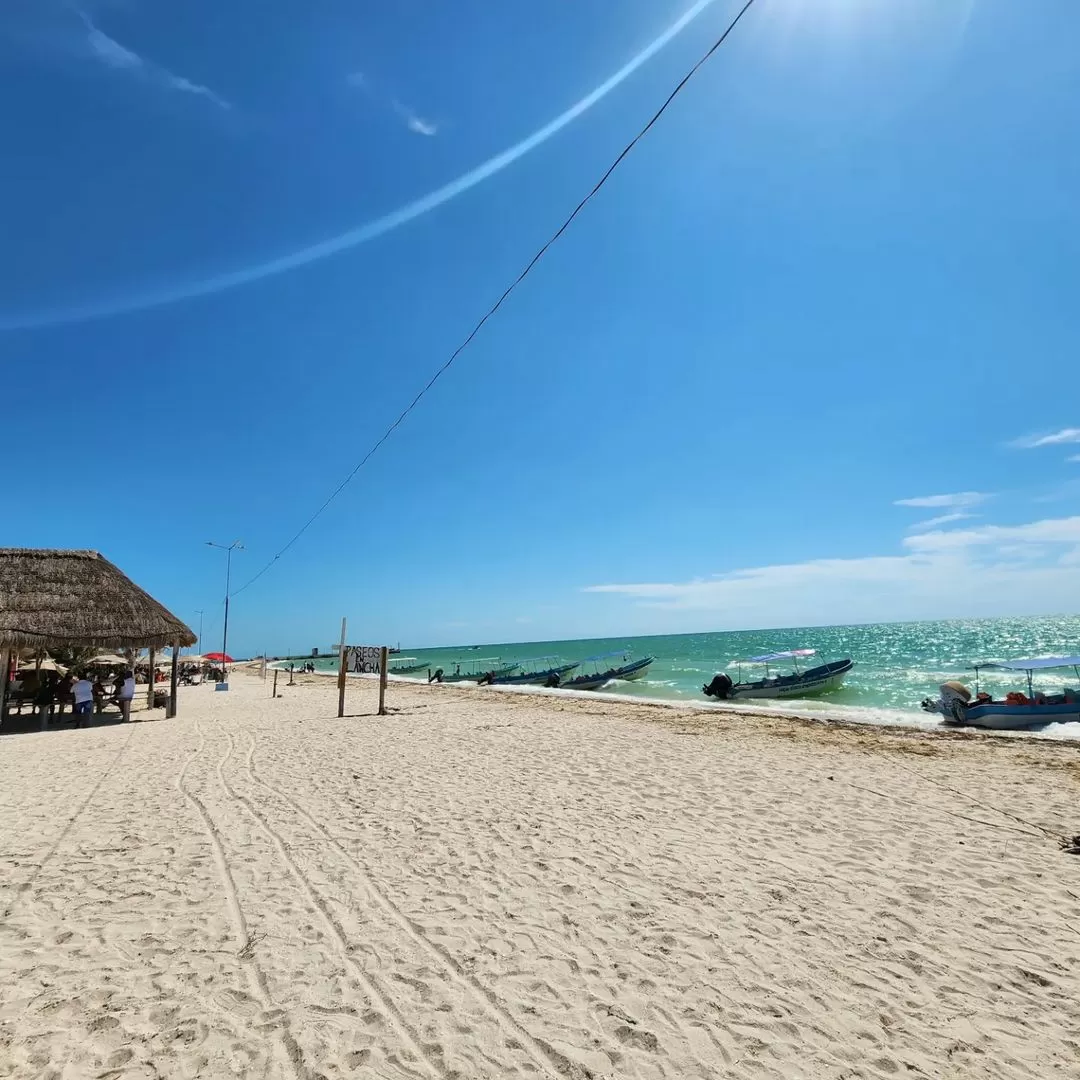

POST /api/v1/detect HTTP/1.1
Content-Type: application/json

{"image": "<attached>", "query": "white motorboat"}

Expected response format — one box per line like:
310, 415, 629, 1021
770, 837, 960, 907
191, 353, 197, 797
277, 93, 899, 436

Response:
704, 649, 853, 701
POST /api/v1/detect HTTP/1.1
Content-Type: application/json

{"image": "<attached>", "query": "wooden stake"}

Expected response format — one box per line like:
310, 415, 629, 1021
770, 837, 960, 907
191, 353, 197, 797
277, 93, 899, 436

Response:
337, 617, 348, 718
378, 645, 388, 716
146, 647, 156, 709
0, 648, 9, 728
273, 668, 278, 697
167, 641, 180, 718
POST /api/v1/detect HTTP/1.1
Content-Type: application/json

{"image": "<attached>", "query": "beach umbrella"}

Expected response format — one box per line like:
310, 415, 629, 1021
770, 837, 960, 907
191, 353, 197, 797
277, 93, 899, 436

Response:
88, 653, 128, 666
203, 652, 234, 663
17, 657, 66, 673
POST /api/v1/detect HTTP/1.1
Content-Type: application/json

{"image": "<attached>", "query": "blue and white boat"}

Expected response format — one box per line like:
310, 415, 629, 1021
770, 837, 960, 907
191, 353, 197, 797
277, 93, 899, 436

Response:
704, 649, 853, 700
559, 652, 654, 692
922, 655, 1080, 730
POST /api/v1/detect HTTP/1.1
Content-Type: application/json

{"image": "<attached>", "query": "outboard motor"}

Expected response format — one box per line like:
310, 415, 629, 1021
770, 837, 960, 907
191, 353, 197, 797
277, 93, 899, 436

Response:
544, 671, 561, 688
428, 667, 444, 684
923, 680, 971, 722
703, 673, 734, 700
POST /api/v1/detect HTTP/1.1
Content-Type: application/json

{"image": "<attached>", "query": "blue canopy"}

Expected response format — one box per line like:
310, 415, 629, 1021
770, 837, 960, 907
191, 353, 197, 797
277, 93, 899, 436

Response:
581, 650, 631, 663
748, 649, 816, 663
978, 656, 1080, 672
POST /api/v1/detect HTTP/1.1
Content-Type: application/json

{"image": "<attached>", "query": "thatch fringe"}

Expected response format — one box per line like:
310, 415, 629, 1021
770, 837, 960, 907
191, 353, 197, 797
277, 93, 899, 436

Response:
0, 549, 196, 651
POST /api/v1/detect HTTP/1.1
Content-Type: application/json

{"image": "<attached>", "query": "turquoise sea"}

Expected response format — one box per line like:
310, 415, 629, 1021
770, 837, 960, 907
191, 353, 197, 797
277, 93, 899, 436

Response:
306, 616, 1080, 739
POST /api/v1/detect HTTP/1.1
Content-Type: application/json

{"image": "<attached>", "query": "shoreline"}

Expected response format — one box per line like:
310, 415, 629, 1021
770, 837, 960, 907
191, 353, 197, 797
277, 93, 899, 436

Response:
254, 662, 1080, 745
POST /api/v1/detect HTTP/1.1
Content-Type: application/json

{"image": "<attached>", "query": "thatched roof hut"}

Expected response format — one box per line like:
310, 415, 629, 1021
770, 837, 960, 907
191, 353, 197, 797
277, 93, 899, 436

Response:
0, 549, 196, 652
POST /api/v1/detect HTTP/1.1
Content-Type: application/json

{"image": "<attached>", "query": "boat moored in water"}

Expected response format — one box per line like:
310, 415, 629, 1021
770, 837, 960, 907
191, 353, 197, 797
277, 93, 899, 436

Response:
433, 658, 521, 684
558, 652, 654, 692
489, 658, 580, 686
387, 656, 430, 675
921, 656, 1080, 730
703, 649, 853, 701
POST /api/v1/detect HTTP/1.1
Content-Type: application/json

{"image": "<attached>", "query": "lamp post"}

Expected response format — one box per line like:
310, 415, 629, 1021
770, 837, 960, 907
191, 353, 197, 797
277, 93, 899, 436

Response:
194, 609, 204, 657
206, 541, 243, 688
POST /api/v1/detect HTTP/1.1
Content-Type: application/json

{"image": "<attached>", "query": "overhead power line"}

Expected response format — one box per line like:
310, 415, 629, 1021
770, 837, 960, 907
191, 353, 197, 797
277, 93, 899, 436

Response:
231, 0, 759, 598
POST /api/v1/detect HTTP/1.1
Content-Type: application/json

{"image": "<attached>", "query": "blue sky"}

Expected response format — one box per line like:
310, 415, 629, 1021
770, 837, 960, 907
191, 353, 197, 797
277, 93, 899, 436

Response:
3, 0, 1078, 655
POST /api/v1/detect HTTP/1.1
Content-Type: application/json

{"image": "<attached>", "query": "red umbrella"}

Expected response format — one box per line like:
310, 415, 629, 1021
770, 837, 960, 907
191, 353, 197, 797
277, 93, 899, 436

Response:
203, 652, 235, 663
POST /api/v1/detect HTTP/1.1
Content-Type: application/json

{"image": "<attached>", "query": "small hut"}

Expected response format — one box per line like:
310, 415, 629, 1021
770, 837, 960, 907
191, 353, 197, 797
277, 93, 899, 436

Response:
0, 549, 196, 723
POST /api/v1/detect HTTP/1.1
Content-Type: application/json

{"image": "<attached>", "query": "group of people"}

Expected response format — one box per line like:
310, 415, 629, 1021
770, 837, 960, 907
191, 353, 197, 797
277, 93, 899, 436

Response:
15, 668, 137, 726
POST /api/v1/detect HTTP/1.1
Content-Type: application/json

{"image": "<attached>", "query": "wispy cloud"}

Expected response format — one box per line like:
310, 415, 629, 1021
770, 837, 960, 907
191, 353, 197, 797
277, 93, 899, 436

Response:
582, 514, 1080, 628
894, 491, 991, 509
1008, 428, 1080, 450
903, 515, 1080, 552
346, 70, 436, 136
907, 511, 975, 531
77, 8, 230, 109
1066, 454, 1080, 464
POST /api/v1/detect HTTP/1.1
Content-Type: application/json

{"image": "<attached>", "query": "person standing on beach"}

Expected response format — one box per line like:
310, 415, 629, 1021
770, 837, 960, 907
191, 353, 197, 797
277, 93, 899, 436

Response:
72, 672, 94, 727
115, 670, 136, 721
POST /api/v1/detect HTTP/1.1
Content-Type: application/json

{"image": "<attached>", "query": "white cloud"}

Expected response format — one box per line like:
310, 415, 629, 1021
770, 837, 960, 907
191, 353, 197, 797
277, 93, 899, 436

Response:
345, 70, 436, 136
390, 98, 437, 136
1067, 455, 1080, 464
405, 114, 438, 137
583, 514, 1080, 629
907, 512, 974, 531
1009, 428, 1080, 450
894, 492, 991, 509
79, 11, 231, 109
903, 516, 1080, 552
86, 25, 141, 69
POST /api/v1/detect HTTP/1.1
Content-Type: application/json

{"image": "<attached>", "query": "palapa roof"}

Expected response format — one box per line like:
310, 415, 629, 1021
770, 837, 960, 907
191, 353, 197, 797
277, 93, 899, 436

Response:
0, 549, 196, 651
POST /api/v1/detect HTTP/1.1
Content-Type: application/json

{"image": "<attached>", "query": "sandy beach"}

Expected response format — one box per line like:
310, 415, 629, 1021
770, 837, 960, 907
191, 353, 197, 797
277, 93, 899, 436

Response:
1, 673, 1077, 1079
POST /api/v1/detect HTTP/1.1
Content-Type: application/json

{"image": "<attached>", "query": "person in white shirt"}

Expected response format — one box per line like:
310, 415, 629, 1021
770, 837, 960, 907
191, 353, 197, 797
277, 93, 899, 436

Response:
114, 670, 136, 722
72, 673, 94, 727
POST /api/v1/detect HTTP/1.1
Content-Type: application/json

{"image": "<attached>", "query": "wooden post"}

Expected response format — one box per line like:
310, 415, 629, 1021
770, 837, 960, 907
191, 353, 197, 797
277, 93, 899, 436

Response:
272, 669, 278, 697
337, 617, 348, 718
0, 648, 9, 728
167, 642, 180, 718
378, 645, 388, 716
147, 648, 156, 710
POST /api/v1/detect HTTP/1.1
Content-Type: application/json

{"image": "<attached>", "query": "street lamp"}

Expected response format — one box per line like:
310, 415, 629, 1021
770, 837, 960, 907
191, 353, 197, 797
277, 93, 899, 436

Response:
206, 541, 243, 688
194, 609, 204, 657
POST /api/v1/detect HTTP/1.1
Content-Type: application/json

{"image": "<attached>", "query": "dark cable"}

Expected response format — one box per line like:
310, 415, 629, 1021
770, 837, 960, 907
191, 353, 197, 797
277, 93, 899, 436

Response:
231, 0, 759, 598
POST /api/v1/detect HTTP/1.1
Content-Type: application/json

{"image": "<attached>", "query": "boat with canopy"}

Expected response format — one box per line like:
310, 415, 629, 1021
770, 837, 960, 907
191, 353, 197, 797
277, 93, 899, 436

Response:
921, 656, 1080, 729
432, 658, 521, 684
489, 657, 580, 686
703, 649, 853, 701
386, 656, 429, 675
558, 651, 653, 692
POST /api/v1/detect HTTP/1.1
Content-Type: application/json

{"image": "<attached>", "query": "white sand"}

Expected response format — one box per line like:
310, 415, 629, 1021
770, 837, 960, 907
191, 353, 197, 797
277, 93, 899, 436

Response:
1, 673, 1078, 1080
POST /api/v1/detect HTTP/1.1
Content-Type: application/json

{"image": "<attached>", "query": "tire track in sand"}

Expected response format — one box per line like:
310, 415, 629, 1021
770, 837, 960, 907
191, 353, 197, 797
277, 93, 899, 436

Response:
238, 727, 578, 1080
177, 718, 308, 1080
215, 728, 448, 1080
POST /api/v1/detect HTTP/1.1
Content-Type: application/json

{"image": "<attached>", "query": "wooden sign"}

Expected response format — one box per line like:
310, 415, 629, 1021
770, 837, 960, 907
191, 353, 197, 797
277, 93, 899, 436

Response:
338, 638, 389, 717
343, 646, 383, 674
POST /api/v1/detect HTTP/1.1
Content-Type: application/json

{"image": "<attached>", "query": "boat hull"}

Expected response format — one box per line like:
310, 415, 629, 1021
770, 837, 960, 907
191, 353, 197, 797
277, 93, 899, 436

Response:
493, 663, 578, 686
561, 657, 654, 692
944, 702, 1080, 730
729, 659, 853, 700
